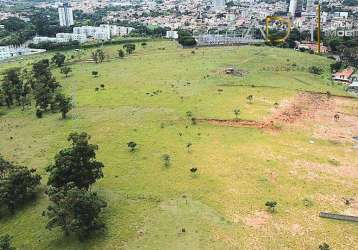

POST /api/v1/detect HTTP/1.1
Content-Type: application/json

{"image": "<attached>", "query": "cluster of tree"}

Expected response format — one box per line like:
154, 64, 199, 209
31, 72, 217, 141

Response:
0, 17, 35, 46
326, 37, 358, 67
114, 21, 168, 37
0, 58, 73, 119
92, 49, 106, 63
91, 45, 135, 63
342, 0, 358, 6
44, 132, 107, 239
177, 30, 197, 47
330, 60, 351, 73
28, 40, 80, 51
123, 43, 136, 54
0, 9, 72, 46
0, 155, 41, 214
327, 37, 358, 52
266, 28, 313, 48
73, 9, 108, 26
30, 11, 72, 37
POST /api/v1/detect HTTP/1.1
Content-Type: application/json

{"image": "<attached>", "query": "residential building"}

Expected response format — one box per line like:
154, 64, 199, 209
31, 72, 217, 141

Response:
332, 67, 355, 83
56, 33, 88, 43
58, 2, 74, 27
32, 36, 68, 44
166, 31, 179, 39
289, 0, 303, 18
73, 26, 111, 40
213, 0, 226, 12
0, 46, 44, 61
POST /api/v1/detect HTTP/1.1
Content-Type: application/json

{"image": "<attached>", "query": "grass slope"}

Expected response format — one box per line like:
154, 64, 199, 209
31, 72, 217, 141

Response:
0, 41, 357, 249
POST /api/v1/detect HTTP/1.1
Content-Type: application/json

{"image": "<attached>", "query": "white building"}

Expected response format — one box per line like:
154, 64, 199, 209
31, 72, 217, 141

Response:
0, 46, 11, 60
0, 46, 44, 61
73, 25, 134, 40
213, 0, 226, 12
119, 26, 135, 36
166, 31, 178, 39
289, 0, 302, 18
73, 26, 111, 41
58, 2, 74, 27
32, 36, 67, 44
56, 33, 88, 43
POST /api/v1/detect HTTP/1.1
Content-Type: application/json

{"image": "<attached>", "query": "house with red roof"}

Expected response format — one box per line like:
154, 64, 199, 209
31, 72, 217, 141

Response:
332, 67, 355, 83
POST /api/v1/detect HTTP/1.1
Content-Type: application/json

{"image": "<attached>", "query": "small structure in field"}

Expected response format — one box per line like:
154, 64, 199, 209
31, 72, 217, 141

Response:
224, 67, 247, 76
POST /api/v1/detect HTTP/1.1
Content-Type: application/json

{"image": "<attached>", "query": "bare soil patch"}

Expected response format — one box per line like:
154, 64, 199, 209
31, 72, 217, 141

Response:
197, 118, 269, 129
244, 211, 271, 228
293, 160, 358, 179
199, 92, 332, 129
267, 92, 331, 124
312, 97, 358, 143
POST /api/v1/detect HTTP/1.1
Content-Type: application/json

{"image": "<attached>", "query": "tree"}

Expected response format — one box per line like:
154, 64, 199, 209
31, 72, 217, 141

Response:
0, 155, 41, 213
178, 30, 197, 46
127, 141, 137, 152
91, 49, 105, 63
35, 108, 43, 118
328, 37, 343, 52
1, 68, 23, 108
51, 53, 66, 67
330, 61, 346, 73
44, 183, 107, 240
246, 95, 253, 104
265, 200, 277, 212
60, 66, 72, 78
340, 46, 358, 67
186, 142, 192, 152
190, 167, 198, 174
92, 71, 99, 78
123, 43, 136, 54
234, 109, 240, 120
319, 243, 330, 250
32, 59, 60, 111
0, 234, 15, 250
117, 49, 125, 58
55, 93, 72, 119
46, 132, 104, 190
161, 154, 171, 167
141, 42, 147, 47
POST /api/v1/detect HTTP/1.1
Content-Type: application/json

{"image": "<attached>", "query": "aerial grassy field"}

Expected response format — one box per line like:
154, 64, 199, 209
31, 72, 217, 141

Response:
0, 40, 357, 249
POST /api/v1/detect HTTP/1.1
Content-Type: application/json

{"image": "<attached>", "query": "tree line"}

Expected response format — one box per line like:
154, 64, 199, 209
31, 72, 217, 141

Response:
0, 54, 73, 119
0, 131, 107, 248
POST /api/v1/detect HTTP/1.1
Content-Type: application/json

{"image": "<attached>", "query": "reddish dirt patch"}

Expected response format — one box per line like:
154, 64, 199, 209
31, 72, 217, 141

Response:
199, 92, 332, 129
244, 211, 271, 228
197, 118, 269, 129
267, 92, 332, 124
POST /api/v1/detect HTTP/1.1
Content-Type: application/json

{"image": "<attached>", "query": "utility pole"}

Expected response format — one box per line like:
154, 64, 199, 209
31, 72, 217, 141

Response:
317, 4, 321, 54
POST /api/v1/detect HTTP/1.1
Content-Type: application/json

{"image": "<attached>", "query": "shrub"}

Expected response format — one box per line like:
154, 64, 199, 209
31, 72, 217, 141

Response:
0, 234, 15, 250
265, 200, 277, 212
308, 66, 323, 75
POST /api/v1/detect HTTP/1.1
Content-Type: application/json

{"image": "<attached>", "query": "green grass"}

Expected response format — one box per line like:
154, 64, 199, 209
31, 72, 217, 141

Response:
0, 40, 357, 249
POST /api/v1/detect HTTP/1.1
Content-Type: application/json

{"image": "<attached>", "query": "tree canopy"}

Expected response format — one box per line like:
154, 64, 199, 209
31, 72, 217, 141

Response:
44, 183, 107, 239
0, 155, 41, 213
46, 132, 104, 190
